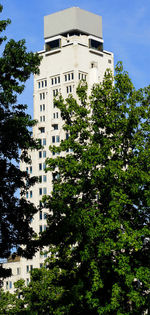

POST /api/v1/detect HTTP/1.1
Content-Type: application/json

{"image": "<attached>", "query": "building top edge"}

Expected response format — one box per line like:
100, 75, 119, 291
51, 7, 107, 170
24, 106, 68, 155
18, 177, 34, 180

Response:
44, 7, 103, 40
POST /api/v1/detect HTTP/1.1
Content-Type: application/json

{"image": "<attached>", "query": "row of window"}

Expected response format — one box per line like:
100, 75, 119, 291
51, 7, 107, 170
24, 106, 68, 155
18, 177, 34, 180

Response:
40, 115, 45, 122
39, 138, 46, 146
39, 151, 46, 158
51, 76, 60, 85
40, 92, 45, 100
53, 112, 59, 119
39, 187, 47, 195
40, 104, 45, 111
39, 211, 47, 220
26, 166, 32, 174
39, 175, 47, 183
66, 85, 74, 94
39, 225, 47, 233
39, 163, 46, 171
65, 72, 74, 82
38, 80, 47, 89
26, 191, 33, 198
52, 135, 60, 143
79, 72, 87, 80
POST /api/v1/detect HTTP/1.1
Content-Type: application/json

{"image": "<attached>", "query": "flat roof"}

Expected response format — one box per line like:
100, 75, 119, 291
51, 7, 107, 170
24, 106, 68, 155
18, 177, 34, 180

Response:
44, 7, 102, 39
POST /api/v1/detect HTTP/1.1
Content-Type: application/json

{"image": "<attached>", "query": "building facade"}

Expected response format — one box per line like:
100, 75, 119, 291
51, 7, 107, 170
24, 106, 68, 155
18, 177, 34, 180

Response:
3, 7, 114, 292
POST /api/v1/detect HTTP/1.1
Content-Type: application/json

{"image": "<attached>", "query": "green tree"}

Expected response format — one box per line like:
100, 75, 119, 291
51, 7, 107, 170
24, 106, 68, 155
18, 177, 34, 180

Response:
0, 4, 41, 279
38, 62, 150, 314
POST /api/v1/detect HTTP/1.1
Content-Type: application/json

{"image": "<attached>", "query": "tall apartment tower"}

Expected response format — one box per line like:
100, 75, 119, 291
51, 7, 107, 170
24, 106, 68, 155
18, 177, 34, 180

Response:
3, 7, 114, 292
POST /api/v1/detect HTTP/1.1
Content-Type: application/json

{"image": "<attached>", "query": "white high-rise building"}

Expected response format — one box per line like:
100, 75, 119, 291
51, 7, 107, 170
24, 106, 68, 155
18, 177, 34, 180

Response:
3, 7, 114, 292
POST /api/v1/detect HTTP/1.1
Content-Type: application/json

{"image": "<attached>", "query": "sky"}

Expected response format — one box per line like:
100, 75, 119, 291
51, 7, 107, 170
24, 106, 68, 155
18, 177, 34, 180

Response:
1, 0, 150, 116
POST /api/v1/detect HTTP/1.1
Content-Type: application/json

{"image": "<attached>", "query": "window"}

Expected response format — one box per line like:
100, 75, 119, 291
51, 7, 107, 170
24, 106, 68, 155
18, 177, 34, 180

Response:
42, 81, 44, 88
52, 136, 55, 143
40, 93, 42, 100
66, 85, 72, 93
39, 188, 42, 195
26, 278, 29, 286
6, 281, 8, 290
56, 112, 59, 118
43, 163, 46, 170
56, 135, 60, 143
40, 105, 42, 112
39, 225, 42, 233
58, 76, 60, 83
39, 163, 42, 171
17, 267, 21, 275
43, 104, 45, 111
30, 191, 32, 198
66, 133, 69, 140
43, 116, 45, 122
43, 151, 46, 158
40, 127, 45, 133
51, 78, 54, 85
43, 175, 47, 182
9, 281, 12, 289
43, 138, 46, 145
44, 225, 47, 231
30, 265, 33, 271
26, 265, 29, 273
89, 39, 103, 51
45, 80, 47, 87
43, 93, 45, 99
39, 211, 42, 220
39, 175, 42, 183
43, 187, 47, 195
38, 82, 40, 89
40, 116, 42, 122
26, 167, 28, 174
26, 192, 28, 198
52, 124, 58, 130
39, 151, 42, 158
30, 166, 32, 174
44, 213, 47, 220
64, 72, 74, 82
53, 113, 55, 119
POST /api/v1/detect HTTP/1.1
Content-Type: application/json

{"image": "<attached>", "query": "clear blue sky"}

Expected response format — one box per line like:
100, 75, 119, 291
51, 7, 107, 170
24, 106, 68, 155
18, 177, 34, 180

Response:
1, 0, 150, 116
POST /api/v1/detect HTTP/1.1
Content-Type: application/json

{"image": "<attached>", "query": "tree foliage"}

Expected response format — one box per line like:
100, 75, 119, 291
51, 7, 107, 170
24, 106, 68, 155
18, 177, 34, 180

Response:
0, 4, 41, 279
38, 62, 150, 314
